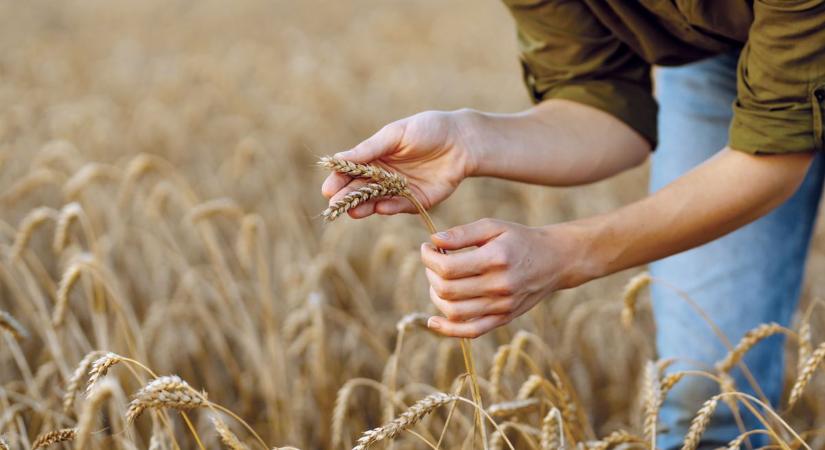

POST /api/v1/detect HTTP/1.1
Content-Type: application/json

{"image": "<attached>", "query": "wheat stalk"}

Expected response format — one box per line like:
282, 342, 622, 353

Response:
212, 417, 250, 450
716, 323, 785, 373
351, 393, 457, 450
63, 350, 106, 413
680, 395, 720, 450
75, 380, 114, 450
320, 156, 488, 447
126, 375, 206, 423
620, 272, 651, 328
0, 310, 28, 340
31, 428, 77, 450
787, 342, 825, 409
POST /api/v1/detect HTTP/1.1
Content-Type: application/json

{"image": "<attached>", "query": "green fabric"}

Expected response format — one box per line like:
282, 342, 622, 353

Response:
503, 0, 825, 154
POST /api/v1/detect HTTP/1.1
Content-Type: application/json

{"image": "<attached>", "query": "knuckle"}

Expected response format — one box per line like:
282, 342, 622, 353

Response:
443, 306, 463, 322
466, 328, 482, 339
492, 278, 515, 297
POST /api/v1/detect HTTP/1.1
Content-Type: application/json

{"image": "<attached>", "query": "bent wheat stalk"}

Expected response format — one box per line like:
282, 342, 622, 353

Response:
319, 156, 488, 447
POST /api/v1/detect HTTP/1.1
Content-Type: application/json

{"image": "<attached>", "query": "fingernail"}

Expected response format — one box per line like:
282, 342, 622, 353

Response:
427, 317, 441, 330
334, 150, 352, 158
434, 231, 450, 241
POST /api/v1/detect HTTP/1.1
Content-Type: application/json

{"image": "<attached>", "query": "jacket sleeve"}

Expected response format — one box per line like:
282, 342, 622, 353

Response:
505, 0, 658, 147
730, 0, 825, 154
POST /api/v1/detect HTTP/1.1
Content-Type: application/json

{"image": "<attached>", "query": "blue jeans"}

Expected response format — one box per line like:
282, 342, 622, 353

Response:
651, 52, 825, 448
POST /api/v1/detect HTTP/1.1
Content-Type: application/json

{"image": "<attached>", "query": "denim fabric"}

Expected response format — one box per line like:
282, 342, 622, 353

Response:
650, 51, 825, 449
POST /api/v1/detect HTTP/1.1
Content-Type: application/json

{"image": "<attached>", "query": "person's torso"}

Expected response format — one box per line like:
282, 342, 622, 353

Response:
580, 0, 752, 65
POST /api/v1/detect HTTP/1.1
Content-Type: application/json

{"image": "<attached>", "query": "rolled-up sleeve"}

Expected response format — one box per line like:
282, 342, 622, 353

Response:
730, 0, 825, 154
505, 0, 658, 147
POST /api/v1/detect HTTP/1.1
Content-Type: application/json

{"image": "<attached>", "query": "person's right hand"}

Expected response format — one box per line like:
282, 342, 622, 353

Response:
321, 109, 479, 218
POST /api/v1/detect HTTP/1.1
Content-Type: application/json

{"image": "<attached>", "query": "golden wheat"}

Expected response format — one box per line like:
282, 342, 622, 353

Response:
126, 375, 206, 423
31, 428, 77, 450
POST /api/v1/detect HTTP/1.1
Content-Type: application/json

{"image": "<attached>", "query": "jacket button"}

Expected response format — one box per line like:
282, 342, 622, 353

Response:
816, 89, 825, 102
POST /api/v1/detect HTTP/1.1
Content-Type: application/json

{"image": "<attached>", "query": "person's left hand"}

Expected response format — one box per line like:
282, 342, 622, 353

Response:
420, 218, 589, 338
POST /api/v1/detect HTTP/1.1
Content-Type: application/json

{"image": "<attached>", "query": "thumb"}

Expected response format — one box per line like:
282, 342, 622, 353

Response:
431, 219, 504, 250
335, 122, 404, 163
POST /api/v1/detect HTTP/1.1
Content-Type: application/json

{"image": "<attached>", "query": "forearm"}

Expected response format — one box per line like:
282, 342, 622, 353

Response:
463, 99, 651, 186
561, 148, 814, 286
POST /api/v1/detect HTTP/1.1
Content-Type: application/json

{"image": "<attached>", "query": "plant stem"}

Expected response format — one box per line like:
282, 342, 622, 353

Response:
402, 192, 489, 450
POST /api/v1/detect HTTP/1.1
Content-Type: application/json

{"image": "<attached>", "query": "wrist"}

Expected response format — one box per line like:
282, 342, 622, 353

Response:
542, 220, 609, 289
451, 108, 493, 178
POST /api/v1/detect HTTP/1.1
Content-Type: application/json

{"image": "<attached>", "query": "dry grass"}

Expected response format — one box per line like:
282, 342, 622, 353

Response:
2, 1, 825, 449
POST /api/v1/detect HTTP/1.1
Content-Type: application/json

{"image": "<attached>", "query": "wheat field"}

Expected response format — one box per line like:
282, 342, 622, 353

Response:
1, 1, 825, 449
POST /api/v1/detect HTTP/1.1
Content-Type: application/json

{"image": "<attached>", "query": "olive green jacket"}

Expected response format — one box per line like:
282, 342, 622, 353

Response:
503, 0, 825, 154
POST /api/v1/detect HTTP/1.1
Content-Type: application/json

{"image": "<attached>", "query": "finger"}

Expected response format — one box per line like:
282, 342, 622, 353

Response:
374, 197, 416, 215
425, 268, 512, 300
431, 218, 505, 251
420, 243, 501, 279
427, 314, 511, 339
429, 287, 515, 322
348, 200, 377, 219
335, 122, 404, 163
322, 172, 353, 199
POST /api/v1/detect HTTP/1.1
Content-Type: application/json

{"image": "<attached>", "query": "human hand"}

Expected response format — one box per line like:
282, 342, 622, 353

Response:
321, 110, 480, 218
420, 219, 590, 338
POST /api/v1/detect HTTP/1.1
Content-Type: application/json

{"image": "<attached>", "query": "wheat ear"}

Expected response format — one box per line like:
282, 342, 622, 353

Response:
642, 361, 660, 446
322, 183, 404, 222
620, 272, 651, 328
0, 435, 8, 450
787, 342, 825, 409
540, 408, 562, 450
53, 256, 91, 327
31, 428, 77, 450
126, 375, 206, 423
0, 310, 28, 340
86, 352, 123, 394
318, 157, 406, 188
212, 417, 250, 450
489, 345, 510, 402
680, 395, 720, 450
351, 393, 457, 450
590, 430, 643, 450
63, 350, 106, 413
516, 374, 545, 401
715, 323, 785, 372
797, 320, 812, 373
9, 206, 57, 261
487, 398, 540, 417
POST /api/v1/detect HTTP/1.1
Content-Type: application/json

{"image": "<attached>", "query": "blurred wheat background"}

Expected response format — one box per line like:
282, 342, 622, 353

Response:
1, 1, 824, 449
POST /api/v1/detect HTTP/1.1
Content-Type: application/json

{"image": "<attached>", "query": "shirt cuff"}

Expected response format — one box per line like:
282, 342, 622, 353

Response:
729, 92, 823, 155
